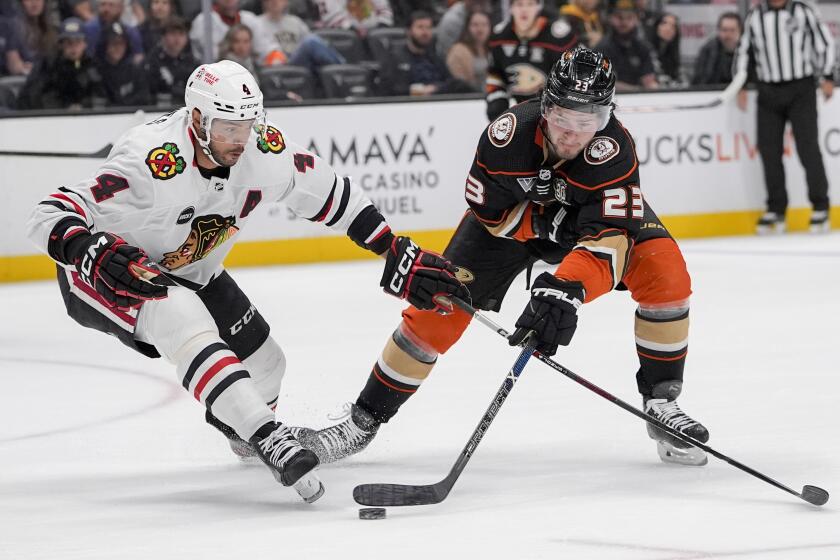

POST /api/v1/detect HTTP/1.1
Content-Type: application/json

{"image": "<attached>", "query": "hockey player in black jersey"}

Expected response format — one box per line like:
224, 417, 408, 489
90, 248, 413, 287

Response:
295, 46, 710, 467
485, 0, 578, 120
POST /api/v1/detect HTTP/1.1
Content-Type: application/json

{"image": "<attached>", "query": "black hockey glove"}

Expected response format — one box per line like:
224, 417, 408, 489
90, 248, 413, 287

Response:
73, 232, 169, 311
381, 236, 471, 314
531, 203, 574, 245
508, 272, 585, 357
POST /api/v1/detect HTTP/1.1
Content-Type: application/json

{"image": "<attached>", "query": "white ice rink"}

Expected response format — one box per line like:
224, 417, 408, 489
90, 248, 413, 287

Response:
1, 233, 838, 560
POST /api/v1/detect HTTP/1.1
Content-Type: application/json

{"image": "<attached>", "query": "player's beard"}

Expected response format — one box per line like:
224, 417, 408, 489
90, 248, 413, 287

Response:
210, 143, 245, 167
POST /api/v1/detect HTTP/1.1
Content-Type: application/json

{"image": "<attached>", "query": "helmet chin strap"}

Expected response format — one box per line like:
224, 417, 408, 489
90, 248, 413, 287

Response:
190, 115, 225, 168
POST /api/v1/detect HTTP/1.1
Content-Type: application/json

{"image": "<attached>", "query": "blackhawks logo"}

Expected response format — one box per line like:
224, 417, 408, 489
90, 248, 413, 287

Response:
161, 214, 239, 271
256, 125, 286, 154
146, 142, 186, 180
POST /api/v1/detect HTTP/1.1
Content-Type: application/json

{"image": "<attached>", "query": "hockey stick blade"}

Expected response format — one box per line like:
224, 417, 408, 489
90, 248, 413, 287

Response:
353, 480, 450, 506
801, 485, 830, 506
352, 343, 536, 507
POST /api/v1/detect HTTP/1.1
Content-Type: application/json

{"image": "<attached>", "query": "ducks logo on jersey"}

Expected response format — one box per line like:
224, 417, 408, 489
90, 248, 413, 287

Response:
256, 125, 286, 154
146, 142, 186, 180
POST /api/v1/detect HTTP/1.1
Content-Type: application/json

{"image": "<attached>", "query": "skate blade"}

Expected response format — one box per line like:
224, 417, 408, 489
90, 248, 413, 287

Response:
810, 222, 830, 234
657, 440, 707, 466
293, 472, 325, 503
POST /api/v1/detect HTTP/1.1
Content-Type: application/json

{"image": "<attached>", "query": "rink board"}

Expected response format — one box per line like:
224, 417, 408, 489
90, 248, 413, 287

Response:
1, 91, 839, 282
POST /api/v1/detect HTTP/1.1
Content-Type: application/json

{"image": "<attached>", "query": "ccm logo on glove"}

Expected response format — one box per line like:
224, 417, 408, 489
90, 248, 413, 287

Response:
389, 240, 418, 293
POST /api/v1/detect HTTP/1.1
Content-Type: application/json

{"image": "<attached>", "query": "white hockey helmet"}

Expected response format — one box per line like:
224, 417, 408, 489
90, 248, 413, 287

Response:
185, 60, 265, 165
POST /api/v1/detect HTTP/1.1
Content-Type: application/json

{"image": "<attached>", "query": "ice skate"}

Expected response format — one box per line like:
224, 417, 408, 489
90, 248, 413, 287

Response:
250, 422, 324, 503
809, 210, 830, 234
205, 410, 259, 462
643, 381, 709, 466
291, 403, 380, 464
756, 212, 785, 235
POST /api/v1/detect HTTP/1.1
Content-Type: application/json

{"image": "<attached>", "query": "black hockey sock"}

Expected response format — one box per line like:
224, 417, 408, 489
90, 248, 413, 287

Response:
356, 361, 421, 424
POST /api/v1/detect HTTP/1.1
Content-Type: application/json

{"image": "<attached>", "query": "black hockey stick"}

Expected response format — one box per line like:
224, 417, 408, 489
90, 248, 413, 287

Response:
453, 298, 829, 507
352, 340, 538, 507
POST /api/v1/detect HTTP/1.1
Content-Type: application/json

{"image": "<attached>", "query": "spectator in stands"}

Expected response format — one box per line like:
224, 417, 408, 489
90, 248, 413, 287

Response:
190, 0, 262, 61
84, 0, 144, 62
3, 0, 60, 76
634, 0, 658, 40
316, 0, 394, 37
446, 9, 490, 92
649, 12, 683, 86
139, 0, 178, 52
58, 1, 95, 21
18, 17, 105, 109
595, 0, 657, 92
254, 0, 343, 72
0, 20, 14, 76
435, 0, 490, 59
145, 16, 197, 104
691, 12, 741, 86
96, 21, 150, 105
561, 0, 603, 48
218, 23, 260, 77
380, 10, 473, 96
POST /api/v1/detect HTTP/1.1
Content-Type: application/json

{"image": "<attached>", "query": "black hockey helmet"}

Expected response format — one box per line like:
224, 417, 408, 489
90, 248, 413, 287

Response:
541, 46, 616, 131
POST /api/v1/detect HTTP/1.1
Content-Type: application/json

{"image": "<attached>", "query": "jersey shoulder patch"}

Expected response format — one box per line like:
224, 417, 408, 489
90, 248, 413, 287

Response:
559, 118, 638, 190
487, 112, 517, 147
551, 18, 572, 39
583, 136, 620, 166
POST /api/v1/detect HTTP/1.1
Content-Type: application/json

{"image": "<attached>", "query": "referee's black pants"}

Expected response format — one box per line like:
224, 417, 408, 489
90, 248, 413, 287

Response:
757, 77, 830, 214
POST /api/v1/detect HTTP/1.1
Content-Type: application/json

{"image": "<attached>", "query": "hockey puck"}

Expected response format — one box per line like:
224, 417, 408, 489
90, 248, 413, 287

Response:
358, 507, 386, 520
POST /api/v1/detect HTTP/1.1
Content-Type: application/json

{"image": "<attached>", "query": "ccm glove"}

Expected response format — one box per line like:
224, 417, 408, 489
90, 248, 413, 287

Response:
73, 232, 168, 310
508, 272, 585, 356
381, 236, 471, 313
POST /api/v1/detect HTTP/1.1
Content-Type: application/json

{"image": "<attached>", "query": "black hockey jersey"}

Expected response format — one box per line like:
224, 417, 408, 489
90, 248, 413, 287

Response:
485, 16, 578, 121
465, 99, 669, 302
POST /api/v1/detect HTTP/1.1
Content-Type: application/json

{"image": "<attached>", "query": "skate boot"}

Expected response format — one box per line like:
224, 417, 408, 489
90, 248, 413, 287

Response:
290, 403, 380, 464
756, 212, 785, 235
809, 210, 830, 234
643, 381, 709, 466
250, 422, 325, 503
205, 410, 259, 462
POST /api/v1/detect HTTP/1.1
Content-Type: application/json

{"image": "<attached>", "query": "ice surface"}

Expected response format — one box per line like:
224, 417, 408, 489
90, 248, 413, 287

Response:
1, 234, 838, 559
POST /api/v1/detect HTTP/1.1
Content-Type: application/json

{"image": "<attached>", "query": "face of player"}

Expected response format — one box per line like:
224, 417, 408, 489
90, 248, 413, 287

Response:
468, 12, 491, 44
150, 0, 173, 21
409, 17, 434, 48
718, 17, 741, 52
510, 0, 541, 31
211, 119, 256, 166
543, 106, 603, 160
577, 0, 599, 13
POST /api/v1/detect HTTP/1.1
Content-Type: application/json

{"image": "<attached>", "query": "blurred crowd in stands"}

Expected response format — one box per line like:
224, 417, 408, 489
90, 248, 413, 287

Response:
0, 0, 746, 112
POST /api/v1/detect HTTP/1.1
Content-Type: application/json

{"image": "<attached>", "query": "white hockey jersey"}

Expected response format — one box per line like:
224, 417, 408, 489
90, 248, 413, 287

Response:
27, 108, 382, 288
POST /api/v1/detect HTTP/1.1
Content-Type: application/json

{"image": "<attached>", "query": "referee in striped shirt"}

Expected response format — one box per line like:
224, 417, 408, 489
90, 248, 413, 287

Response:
734, 0, 835, 234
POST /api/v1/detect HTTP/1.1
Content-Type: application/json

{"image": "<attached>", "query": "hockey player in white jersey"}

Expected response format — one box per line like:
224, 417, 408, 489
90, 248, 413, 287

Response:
26, 60, 469, 503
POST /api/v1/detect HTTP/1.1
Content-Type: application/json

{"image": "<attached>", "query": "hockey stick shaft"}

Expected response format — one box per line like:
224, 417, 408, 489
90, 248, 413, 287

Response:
353, 340, 536, 506
0, 144, 113, 158
451, 297, 828, 506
